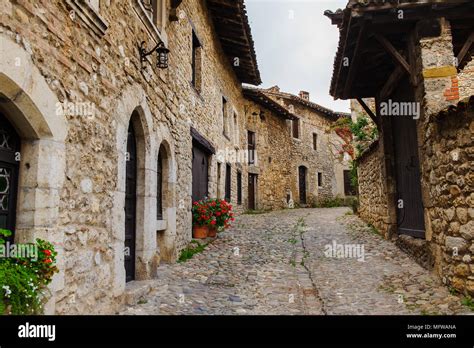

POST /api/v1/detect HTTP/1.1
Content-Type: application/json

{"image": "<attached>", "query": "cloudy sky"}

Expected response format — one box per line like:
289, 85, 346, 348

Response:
246, 0, 349, 113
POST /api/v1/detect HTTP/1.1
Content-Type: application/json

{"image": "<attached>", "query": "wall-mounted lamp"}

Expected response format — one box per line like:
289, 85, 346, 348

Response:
140, 40, 170, 69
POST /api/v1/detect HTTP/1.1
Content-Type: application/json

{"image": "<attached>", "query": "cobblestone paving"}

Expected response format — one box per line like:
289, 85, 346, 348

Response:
119, 208, 471, 315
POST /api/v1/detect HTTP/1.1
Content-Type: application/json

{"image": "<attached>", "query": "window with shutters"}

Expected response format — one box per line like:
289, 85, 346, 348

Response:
248, 131, 256, 165
292, 118, 300, 139
192, 31, 202, 91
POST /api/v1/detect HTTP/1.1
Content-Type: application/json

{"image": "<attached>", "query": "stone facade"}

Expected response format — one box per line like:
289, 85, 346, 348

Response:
0, 0, 261, 314
244, 87, 352, 210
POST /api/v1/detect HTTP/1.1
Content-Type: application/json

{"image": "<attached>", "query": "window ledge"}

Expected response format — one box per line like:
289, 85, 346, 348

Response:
132, 0, 168, 46
66, 0, 108, 37
156, 219, 167, 231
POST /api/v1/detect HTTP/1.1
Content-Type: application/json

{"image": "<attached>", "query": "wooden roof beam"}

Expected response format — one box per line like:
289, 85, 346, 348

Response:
343, 22, 368, 98
374, 34, 411, 74
457, 32, 474, 69
379, 65, 406, 101
356, 98, 379, 129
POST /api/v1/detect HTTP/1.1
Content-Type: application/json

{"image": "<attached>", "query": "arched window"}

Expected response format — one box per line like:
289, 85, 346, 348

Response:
0, 113, 20, 242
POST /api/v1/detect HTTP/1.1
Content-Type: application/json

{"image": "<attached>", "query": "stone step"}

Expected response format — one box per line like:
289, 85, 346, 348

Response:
124, 280, 155, 306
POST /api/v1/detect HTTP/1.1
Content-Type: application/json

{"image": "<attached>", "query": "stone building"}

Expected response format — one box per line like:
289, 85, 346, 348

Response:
243, 86, 353, 210
0, 0, 263, 314
326, 0, 474, 295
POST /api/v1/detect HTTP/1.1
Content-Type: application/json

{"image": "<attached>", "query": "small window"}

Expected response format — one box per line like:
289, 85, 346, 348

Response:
222, 97, 229, 136
192, 31, 202, 91
318, 172, 323, 187
248, 131, 256, 165
237, 171, 242, 205
233, 112, 239, 145
225, 164, 231, 202
313, 133, 318, 150
292, 118, 300, 138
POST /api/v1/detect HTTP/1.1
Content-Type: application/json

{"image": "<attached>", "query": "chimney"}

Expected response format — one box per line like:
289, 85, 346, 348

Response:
299, 91, 309, 101
267, 85, 280, 93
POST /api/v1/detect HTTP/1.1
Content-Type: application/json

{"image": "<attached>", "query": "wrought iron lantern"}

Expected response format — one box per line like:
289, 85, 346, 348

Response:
140, 40, 170, 69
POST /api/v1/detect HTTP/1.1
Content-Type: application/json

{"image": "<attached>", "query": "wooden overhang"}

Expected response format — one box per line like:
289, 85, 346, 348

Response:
191, 127, 216, 154
207, 0, 262, 85
325, 0, 474, 101
243, 87, 297, 120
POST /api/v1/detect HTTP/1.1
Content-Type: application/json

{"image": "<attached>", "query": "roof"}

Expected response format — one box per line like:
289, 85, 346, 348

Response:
207, 0, 262, 85
260, 87, 351, 120
325, 0, 474, 99
242, 87, 296, 120
243, 86, 351, 121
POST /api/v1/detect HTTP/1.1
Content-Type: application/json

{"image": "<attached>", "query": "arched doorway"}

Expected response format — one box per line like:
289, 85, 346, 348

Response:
298, 166, 307, 205
125, 122, 137, 282
0, 113, 20, 242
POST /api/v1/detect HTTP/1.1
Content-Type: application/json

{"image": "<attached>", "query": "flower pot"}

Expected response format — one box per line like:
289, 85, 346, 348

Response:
208, 226, 217, 238
193, 225, 209, 239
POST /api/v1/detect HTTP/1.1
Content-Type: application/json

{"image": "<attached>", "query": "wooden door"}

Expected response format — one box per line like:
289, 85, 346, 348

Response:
392, 115, 425, 238
225, 164, 231, 202
192, 145, 209, 203
0, 113, 20, 243
248, 174, 257, 210
157, 150, 163, 220
125, 123, 137, 282
299, 166, 307, 204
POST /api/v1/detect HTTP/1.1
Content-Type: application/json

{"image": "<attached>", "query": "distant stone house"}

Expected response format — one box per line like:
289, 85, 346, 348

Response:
326, 0, 474, 295
243, 86, 352, 210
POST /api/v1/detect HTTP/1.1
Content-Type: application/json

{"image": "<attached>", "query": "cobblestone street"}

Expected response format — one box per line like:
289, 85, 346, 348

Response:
120, 208, 471, 315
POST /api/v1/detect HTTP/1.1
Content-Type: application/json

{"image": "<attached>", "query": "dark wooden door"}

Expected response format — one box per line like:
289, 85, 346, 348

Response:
125, 123, 137, 282
0, 113, 20, 243
157, 150, 163, 220
225, 164, 231, 202
343, 170, 356, 196
248, 174, 257, 210
392, 115, 425, 238
192, 145, 209, 203
299, 166, 307, 204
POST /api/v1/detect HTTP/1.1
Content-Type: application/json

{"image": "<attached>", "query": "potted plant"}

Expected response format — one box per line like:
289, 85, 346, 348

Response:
192, 199, 212, 239
208, 199, 235, 235
0, 229, 59, 315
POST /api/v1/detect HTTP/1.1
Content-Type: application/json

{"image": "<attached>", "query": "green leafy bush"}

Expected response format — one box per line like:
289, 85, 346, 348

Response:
0, 229, 59, 315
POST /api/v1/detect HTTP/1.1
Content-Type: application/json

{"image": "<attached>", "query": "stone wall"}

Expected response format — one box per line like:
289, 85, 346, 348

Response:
0, 0, 253, 313
356, 141, 392, 238
420, 101, 474, 294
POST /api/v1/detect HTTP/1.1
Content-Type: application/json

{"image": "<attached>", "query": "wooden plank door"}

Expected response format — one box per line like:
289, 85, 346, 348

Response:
225, 164, 231, 202
392, 115, 425, 238
248, 174, 257, 210
125, 123, 137, 282
0, 113, 20, 243
192, 145, 209, 203
299, 166, 307, 204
